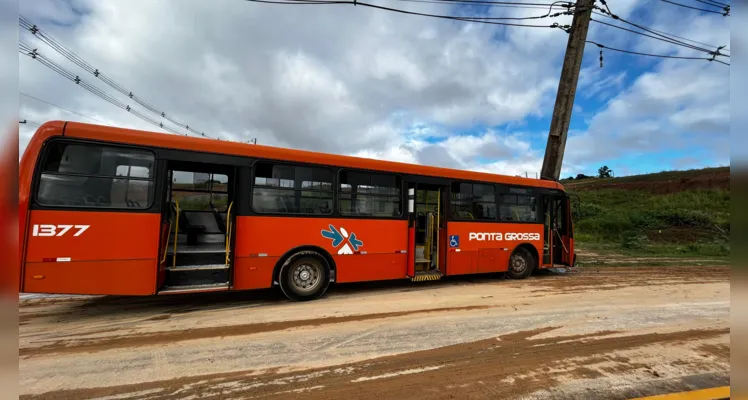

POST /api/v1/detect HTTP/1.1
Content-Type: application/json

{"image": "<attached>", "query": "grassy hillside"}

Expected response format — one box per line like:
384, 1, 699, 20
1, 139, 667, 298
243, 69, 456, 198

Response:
562, 167, 730, 258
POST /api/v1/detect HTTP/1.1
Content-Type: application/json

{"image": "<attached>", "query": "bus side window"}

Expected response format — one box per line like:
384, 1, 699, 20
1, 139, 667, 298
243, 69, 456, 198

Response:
36, 142, 155, 209
499, 193, 538, 222
451, 182, 495, 221
338, 171, 401, 218
251, 161, 333, 215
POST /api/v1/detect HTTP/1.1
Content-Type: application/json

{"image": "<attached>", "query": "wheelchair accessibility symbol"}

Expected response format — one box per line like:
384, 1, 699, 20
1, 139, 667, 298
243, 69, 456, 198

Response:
449, 235, 460, 248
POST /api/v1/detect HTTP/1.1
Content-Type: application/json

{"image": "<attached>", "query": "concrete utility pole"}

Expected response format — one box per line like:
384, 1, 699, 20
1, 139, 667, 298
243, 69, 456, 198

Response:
540, 0, 595, 181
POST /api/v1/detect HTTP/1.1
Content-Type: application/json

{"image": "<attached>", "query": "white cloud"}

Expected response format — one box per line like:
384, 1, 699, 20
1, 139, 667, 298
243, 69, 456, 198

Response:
565, 54, 729, 169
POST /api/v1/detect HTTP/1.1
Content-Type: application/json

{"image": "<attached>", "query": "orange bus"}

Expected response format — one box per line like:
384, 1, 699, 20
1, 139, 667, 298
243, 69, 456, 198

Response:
18, 121, 575, 301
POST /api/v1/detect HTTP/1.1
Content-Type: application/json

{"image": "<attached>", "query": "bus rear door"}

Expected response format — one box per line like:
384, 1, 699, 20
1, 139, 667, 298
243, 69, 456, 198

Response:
407, 183, 447, 280
157, 162, 236, 294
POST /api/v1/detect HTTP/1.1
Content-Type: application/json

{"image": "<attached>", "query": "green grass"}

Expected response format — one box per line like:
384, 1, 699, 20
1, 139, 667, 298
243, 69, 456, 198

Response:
569, 169, 730, 258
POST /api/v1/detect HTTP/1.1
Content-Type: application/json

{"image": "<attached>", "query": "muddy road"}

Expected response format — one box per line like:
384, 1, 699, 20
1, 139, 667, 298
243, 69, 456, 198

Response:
19, 266, 730, 399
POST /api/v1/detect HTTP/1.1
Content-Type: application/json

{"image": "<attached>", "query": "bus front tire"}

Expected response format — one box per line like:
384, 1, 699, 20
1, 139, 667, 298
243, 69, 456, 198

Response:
278, 254, 331, 302
506, 247, 534, 279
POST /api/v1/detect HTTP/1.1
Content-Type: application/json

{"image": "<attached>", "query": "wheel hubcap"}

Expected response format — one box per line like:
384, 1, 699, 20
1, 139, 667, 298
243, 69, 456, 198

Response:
291, 263, 321, 293
510, 254, 527, 274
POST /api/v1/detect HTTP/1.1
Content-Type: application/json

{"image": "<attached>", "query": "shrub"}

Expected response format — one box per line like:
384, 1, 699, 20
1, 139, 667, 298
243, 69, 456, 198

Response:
647, 209, 714, 227
621, 233, 648, 250
573, 202, 605, 220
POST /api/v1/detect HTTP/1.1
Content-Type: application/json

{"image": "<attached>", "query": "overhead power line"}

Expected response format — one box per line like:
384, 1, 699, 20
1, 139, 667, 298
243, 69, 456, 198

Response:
20, 92, 111, 126
416, 0, 562, 6
249, 0, 729, 64
397, 0, 571, 9
18, 41, 193, 136
19, 15, 216, 139
244, 0, 574, 28
394, 0, 576, 20
636, 23, 729, 54
591, 16, 727, 58
592, 1, 729, 60
657, 0, 729, 15
691, 0, 729, 8
587, 40, 729, 66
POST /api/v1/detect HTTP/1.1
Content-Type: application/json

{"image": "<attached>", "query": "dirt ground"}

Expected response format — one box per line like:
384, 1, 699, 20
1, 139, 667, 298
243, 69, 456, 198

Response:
564, 170, 729, 193
573, 248, 727, 266
18, 266, 730, 400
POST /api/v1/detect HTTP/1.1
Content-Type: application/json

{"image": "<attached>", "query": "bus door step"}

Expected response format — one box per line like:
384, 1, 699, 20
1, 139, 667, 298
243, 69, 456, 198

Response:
158, 282, 230, 295
411, 272, 443, 282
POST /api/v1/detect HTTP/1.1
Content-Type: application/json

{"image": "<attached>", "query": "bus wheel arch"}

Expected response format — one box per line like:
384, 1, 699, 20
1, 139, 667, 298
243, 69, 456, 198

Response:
274, 246, 335, 302
507, 244, 537, 279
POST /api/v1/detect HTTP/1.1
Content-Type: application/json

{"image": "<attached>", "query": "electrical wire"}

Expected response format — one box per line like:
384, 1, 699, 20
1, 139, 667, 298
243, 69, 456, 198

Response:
20, 92, 112, 126
637, 23, 728, 54
395, 0, 574, 18
657, 0, 728, 15
420, 0, 561, 5
244, 0, 572, 28
19, 15, 216, 139
591, 17, 725, 57
587, 40, 729, 65
282, 0, 568, 6
691, 0, 729, 8
18, 42, 199, 136
592, 4, 728, 59
396, 0, 570, 9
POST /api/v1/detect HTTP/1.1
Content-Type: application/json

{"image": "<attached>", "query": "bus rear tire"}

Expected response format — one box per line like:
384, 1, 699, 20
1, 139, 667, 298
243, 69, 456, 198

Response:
279, 254, 331, 302
507, 247, 534, 279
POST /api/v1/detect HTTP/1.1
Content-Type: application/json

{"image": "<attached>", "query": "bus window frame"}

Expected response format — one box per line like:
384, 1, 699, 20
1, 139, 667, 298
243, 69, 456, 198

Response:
498, 184, 560, 225
30, 137, 161, 213
336, 167, 405, 220
444, 180, 564, 225
496, 187, 541, 224
249, 158, 337, 217
448, 180, 498, 222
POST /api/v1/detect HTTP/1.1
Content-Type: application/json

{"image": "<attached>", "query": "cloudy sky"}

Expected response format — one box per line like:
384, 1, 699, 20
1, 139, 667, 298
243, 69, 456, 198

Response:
17, 0, 731, 178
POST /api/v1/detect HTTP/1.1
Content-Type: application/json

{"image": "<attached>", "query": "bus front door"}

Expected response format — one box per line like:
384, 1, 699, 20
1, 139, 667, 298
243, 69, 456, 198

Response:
547, 195, 573, 267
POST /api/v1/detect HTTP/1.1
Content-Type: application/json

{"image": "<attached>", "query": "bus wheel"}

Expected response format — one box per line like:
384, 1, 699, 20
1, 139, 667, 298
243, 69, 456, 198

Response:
507, 247, 534, 279
279, 254, 330, 302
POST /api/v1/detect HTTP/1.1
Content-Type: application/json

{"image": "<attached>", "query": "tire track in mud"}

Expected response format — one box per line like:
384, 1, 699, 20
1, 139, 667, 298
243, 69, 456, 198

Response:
526, 266, 729, 294
19, 305, 497, 358
22, 326, 730, 400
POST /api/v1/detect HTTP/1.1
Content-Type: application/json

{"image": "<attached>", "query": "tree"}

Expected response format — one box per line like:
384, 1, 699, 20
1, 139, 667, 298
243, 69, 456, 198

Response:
598, 166, 613, 178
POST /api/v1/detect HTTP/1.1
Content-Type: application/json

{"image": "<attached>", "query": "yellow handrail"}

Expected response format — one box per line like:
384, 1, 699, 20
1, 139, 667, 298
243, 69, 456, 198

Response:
225, 201, 234, 266
172, 200, 180, 269
425, 212, 437, 262
160, 217, 172, 265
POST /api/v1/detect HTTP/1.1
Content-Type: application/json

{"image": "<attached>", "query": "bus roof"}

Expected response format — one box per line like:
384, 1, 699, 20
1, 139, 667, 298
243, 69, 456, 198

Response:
34, 120, 566, 191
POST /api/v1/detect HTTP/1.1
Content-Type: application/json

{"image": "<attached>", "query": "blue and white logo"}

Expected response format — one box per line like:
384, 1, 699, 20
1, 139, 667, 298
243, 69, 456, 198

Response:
321, 224, 364, 255
449, 235, 460, 248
